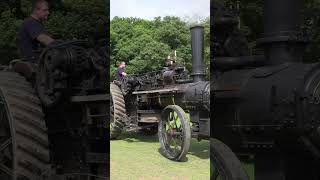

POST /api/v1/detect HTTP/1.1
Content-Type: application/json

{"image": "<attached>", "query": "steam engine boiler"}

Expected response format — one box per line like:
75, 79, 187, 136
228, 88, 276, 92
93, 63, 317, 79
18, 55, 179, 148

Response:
211, 0, 320, 179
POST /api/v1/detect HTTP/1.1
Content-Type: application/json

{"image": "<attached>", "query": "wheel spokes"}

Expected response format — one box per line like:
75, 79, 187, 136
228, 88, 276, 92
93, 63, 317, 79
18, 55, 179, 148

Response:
159, 106, 191, 161
0, 163, 13, 176
211, 165, 219, 180
169, 112, 174, 122
0, 139, 11, 152
0, 101, 13, 177
164, 110, 184, 156
0, 139, 13, 177
0, 104, 6, 125
0, 106, 8, 137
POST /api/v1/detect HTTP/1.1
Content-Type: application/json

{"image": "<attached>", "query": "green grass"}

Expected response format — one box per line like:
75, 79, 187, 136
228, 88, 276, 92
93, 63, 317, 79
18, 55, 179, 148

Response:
243, 161, 254, 179
111, 131, 210, 180
110, 131, 255, 180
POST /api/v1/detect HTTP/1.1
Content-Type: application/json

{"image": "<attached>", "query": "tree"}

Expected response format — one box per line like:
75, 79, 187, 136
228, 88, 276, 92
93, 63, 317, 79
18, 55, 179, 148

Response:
0, 0, 108, 64
110, 16, 210, 81
220, 0, 320, 62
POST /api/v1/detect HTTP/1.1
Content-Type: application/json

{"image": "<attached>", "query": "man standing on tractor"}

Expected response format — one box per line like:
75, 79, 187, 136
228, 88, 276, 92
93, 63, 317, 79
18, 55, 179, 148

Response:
115, 61, 127, 81
17, 0, 55, 63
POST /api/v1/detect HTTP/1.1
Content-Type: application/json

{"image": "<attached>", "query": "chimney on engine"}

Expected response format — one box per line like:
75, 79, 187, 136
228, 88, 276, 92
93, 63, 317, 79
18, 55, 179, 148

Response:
258, 0, 306, 64
190, 25, 206, 82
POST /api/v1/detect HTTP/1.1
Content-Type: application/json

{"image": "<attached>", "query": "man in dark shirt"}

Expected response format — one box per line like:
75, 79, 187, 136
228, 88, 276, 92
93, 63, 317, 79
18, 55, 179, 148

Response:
115, 62, 127, 81
17, 0, 54, 62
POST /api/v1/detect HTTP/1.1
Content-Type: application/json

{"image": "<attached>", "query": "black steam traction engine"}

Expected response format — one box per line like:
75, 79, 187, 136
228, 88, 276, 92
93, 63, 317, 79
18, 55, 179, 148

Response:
211, 0, 320, 179
110, 26, 210, 161
0, 40, 108, 180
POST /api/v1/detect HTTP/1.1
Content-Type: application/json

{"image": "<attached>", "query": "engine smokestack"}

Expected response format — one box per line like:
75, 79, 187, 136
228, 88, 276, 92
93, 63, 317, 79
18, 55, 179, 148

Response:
258, 0, 306, 64
190, 25, 205, 82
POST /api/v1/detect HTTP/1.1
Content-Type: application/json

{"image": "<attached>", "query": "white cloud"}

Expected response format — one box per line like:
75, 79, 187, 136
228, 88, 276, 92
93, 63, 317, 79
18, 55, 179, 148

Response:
110, 0, 210, 20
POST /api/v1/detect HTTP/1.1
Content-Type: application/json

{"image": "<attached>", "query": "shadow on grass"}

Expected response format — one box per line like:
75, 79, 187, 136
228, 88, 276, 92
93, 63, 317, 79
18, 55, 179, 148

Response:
120, 131, 158, 143
188, 139, 209, 159
118, 131, 209, 161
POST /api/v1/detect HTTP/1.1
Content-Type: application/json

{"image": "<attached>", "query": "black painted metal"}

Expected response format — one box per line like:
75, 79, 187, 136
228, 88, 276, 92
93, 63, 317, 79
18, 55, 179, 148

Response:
258, 0, 306, 64
191, 26, 206, 82
213, 55, 265, 70
3, 40, 109, 179
211, 0, 320, 179
39, 41, 108, 179
263, 0, 300, 35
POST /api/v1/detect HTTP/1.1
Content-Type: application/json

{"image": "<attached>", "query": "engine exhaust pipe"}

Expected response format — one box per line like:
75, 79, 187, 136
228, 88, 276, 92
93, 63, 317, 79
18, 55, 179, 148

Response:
258, 0, 306, 64
190, 25, 205, 82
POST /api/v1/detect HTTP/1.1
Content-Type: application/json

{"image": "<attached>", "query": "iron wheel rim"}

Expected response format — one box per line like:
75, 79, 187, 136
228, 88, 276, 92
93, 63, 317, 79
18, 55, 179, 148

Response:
159, 106, 189, 160
0, 91, 16, 180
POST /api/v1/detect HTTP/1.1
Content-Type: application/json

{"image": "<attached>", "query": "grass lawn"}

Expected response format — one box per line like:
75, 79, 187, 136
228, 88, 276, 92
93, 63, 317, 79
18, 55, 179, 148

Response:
110, 131, 254, 180
111, 131, 209, 180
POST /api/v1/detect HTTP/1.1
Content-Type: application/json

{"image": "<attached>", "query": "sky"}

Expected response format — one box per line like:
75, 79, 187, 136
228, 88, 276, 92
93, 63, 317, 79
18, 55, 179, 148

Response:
110, 0, 210, 20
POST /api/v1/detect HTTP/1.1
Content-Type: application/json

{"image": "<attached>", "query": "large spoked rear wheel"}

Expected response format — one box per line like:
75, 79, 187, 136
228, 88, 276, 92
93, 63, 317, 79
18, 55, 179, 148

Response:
110, 83, 126, 139
210, 138, 249, 180
0, 71, 50, 180
158, 105, 191, 161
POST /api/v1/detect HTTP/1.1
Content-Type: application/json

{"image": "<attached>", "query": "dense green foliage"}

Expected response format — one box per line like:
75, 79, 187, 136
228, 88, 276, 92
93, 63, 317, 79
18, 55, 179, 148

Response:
110, 16, 210, 79
0, 0, 108, 64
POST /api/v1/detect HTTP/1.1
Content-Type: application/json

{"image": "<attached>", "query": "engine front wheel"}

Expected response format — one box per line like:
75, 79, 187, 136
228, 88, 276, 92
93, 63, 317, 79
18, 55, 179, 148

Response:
210, 138, 249, 180
158, 105, 191, 161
